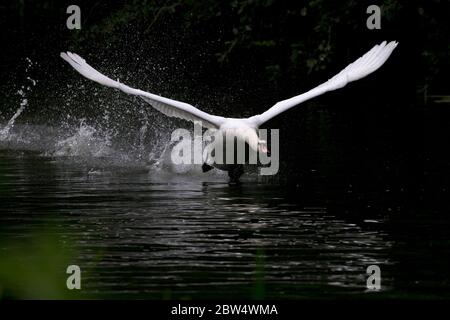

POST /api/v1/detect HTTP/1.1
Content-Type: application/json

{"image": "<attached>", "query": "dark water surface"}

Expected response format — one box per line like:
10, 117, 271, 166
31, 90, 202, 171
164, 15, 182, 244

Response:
1, 146, 449, 299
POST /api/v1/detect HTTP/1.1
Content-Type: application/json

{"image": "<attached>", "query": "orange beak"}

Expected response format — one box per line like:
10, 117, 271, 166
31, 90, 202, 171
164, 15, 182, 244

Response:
258, 143, 268, 154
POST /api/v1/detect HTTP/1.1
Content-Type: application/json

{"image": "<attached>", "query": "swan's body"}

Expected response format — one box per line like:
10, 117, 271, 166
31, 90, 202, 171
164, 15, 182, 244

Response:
61, 41, 398, 182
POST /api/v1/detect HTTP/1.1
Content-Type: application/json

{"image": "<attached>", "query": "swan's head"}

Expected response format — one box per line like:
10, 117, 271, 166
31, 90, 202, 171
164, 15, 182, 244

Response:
258, 139, 268, 154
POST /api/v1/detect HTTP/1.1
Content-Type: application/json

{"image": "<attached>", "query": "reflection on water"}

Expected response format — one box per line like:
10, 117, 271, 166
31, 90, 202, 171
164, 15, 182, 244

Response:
0, 146, 449, 298
0, 149, 391, 299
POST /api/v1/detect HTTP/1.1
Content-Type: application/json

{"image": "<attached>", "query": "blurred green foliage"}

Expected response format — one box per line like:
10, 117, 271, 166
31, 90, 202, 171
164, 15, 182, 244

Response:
62, 0, 448, 91
0, 233, 82, 299
1, 0, 448, 112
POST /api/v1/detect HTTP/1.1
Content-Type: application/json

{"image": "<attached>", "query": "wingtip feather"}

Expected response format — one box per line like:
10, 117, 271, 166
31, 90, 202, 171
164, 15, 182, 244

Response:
60, 52, 70, 62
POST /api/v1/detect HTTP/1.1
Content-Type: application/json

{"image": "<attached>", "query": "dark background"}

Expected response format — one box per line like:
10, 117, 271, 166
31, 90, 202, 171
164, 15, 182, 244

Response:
0, 0, 450, 300
0, 0, 449, 212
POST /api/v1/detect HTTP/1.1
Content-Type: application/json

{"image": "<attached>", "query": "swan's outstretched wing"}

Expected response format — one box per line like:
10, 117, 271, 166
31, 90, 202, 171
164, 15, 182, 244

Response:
60, 52, 225, 129
247, 41, 398, 127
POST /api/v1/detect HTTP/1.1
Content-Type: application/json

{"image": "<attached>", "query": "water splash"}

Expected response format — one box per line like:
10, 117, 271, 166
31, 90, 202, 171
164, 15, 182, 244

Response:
52, 119, 113, 158
0, 57, 228, 179
0, 58, 36, 141
137, 113, 149, 159
0, 90, 28, 140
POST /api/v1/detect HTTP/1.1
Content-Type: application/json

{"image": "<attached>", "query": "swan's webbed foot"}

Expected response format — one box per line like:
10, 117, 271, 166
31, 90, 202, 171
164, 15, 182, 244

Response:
228, 165, 244, 184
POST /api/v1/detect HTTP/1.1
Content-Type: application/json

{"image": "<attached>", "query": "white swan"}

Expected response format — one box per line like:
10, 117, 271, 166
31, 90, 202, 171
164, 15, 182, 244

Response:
61, 40, 398, 181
